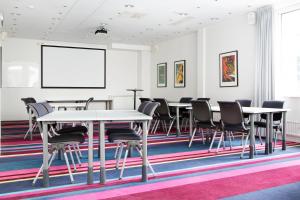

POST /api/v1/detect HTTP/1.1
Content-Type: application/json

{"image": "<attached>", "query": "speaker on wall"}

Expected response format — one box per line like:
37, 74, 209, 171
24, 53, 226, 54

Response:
247, 12, 256, 25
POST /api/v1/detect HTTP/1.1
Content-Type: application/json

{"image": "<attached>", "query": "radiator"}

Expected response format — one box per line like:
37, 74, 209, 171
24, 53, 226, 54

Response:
108, 95, 141, 110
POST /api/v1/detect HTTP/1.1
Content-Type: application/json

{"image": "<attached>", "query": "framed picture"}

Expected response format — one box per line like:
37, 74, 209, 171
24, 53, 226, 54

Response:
174, 60, 186, 88
157, 63, 167, 87
219, 50, 238, 87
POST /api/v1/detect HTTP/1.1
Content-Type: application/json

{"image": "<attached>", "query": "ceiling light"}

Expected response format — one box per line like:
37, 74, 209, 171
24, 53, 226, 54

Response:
124, 4, 134, 8
63, 5, 68, 8
28, 5, 35, 9
197, 6, 201, 9
228, 12, 232, 15
16, 13, 21, 16
13, 23, 17, 26
248, 5, 252, 8
58, 12, 63, 15
14, 6, 19, 9
177, 12, 188, 16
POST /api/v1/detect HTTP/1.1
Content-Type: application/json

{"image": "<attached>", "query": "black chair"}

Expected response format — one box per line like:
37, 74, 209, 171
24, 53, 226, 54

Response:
21, 97, 37, 140
254, 100, 284, 147
215, 101, 250, 158
236, 99, 252, 122
153, 98, 175, 135
139, 98, 152, 103
75, 97, 94, 110
189, 100, 216, 147
178, 97, 193, 131
197, 98, 211, 101
107, 102, 160, 179
29, 102, 86, 185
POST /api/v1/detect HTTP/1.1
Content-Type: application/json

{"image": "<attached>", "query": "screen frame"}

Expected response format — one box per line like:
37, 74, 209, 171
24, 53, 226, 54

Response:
41, 45, 106, 89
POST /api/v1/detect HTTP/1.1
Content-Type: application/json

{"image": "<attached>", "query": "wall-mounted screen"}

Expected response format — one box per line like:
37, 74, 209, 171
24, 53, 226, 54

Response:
41, 45, 106, 88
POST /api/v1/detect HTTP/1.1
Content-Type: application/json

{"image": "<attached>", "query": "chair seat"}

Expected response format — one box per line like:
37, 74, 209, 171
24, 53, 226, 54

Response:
108, 131, 141, 143
106, 128, 135, 135
58, 126, 88, 134
254, 121, 281, 129
49, 133, 85, 144
223, 124, 249, 132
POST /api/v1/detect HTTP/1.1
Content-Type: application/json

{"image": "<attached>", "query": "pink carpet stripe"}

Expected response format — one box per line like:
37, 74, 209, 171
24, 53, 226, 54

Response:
53, 159, 300, 200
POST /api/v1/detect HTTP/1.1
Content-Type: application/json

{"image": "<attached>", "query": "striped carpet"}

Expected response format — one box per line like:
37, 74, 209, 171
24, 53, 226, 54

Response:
1, 121, 300, 200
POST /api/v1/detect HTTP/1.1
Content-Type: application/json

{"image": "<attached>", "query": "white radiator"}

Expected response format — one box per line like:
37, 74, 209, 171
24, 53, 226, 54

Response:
108, 95, 141, 110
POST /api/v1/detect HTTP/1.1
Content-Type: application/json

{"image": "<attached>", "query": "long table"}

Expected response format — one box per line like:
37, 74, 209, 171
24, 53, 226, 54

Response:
180, 104, 288, 158
37, 110, 152, 187
47, 99, 113, 110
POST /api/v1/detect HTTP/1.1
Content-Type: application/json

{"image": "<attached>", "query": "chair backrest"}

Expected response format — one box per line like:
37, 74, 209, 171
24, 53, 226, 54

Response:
236, 99, 252, 107
153, 98, 171, 116
261, 100, 284, 121
179, 97, 193, 103
139, 98, 152, 103
143, 102, 160, 117
197, 97, 211, 101
218, 101, 244, 125
21, 97, 37, 113
84, 97, 94, 110
192, 100, 213, 123
138, 101, 152, 112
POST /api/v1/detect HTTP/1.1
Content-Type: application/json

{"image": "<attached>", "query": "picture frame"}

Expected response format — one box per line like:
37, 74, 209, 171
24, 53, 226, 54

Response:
174, 60, 186, 88
157, 62, 167, 87
219, 50, 238, 87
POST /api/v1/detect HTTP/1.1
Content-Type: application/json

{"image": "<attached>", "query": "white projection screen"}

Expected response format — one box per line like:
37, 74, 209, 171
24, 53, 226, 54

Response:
41, 45, 106, 88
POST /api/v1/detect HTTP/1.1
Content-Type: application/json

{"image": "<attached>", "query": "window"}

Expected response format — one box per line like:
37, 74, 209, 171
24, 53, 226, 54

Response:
276, 8, 300, 97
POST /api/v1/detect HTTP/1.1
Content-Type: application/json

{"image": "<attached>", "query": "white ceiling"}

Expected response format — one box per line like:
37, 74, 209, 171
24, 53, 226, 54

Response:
0, 0, 298, 45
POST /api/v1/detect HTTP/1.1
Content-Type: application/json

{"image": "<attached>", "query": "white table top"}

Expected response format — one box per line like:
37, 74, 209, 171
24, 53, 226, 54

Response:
37, 110, 152, 122
168, 103, 191, 107
49, 103, 86, 108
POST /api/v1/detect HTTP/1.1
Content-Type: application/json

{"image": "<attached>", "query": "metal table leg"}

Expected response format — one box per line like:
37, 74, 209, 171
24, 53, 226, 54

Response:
142, 121, 148, 182
269, 113, 273, 153
265, 113, 270, 154
42, 122, 49, 187
176, 107, 181, 136
99, 121, 106, 184
87, 121, 94, 184
282, 112, 287, 150
189, 109, 193, 138
249, 114, 255, 159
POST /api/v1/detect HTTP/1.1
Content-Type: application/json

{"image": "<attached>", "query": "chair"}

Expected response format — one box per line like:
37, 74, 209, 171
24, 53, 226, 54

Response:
178, 97, 193, 131
107, 102, 160, 179
197, 98, 211, 101
153, 98, 175, 135
21, 97, 37, 140
254, 100, 284, 147
189, 100, 216, 147
76, 97, 94, 110
29, 102, 86, 185
236, 99, 252, 122
139, 98, 152, 103
214, 101, 250, 158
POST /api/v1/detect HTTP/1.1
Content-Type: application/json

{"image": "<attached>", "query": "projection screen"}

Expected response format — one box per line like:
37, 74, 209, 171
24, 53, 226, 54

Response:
41, 45, 106, 88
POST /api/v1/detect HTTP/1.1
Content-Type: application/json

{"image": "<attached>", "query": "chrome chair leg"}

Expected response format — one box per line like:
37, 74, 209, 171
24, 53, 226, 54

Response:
73, 145, 81, 166
63, 149, 74, 183
201, 129, 205, 144
68, 145, 77, 172
136, 146, 156, 176
166, 119, 175, 136
188, 128, 197, 148
119, 145, 130, 179
216, 132, 224, 153
116, 143, 124, 169
208, 131, 217, 152
241, 134, 249, 159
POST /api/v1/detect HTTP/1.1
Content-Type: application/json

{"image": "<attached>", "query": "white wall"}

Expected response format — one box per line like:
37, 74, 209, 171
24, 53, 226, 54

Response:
1, 38, 151, 120
151, 33, 198, 100
204, 15, 256, 105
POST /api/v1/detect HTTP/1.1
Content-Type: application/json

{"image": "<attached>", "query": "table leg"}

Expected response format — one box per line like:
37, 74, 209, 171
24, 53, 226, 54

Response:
249, 114, 255, 159
29, 109, 33, 140
176, 107, 181, 136
269, 113, 273, 153
87, 121, 94, 184
142, 121, 148, 182
42, 122, 49, 187
133, 91, 137, 110
189, 109, 193, 138
282, 112, 287, 150
265, 113, 270, 155
99, 121, 106, 184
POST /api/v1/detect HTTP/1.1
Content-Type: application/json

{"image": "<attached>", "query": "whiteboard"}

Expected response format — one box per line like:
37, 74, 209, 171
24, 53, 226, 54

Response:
41, 45, 106, 88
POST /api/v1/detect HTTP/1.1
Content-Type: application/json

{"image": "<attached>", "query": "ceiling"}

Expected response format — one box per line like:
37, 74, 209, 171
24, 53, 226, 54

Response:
0, 0, 298, 45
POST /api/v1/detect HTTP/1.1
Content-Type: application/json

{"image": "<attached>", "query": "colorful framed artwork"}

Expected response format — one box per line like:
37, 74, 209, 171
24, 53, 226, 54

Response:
219, 50, 238, 87
174, 60, 186, 88
157, 63, 167, 87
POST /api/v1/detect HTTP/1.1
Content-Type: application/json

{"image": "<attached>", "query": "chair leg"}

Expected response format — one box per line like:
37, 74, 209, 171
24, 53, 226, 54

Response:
116, 143, 124, 169
228, 132, 232, 150
216, 132, 224, 153
114, 143, 120, 159
241, 134, 249, 159
151, 120, 157, 133
136, 146, 156, 176
68, 145, 77, 172
188, 128, 197, 148
73, 145, 81, 166
76, 144, 82, 158
222, 132, 226, 150
167, 119, 175, 136
201, 129, 205, 144
32, 150, 57, 186
63, 149, 74, 183
241, 133, 245, 146
208, 131, 217, 152
185, 119, 189, 131
119, 144, 130, 179
153, 120, 160, 134
180, 118, 185, 131
257, 128, 263, 145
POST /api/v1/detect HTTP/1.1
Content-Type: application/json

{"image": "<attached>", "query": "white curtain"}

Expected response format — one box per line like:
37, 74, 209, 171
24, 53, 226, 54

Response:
254, 6, 274, 107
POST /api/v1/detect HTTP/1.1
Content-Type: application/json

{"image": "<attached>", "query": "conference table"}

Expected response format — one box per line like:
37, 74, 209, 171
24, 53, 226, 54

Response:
37, 110, 152, 187
178, 103, 288, 159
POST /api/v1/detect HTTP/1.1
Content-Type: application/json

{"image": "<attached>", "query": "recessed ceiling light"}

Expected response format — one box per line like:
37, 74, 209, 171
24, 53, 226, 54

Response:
169, 19, 173, 21
158, 24, 161, 26
109, 17, 113, 20
14, 6, 19, 9
16, 13, 21, 16
52, 17, 56, 20
117, 12, 121, 15
248, 5, 252, 8
177, 12, 188, 16
28, 5, 35, 9
13, 23, 17, 26
58, 12, 63, 15
210, 17, 219, 21
124, 4, 134, 8
197, 6, 201, 9
228, 12, 232, 15
146, 28, 154, 31
63, 5, 68, 8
